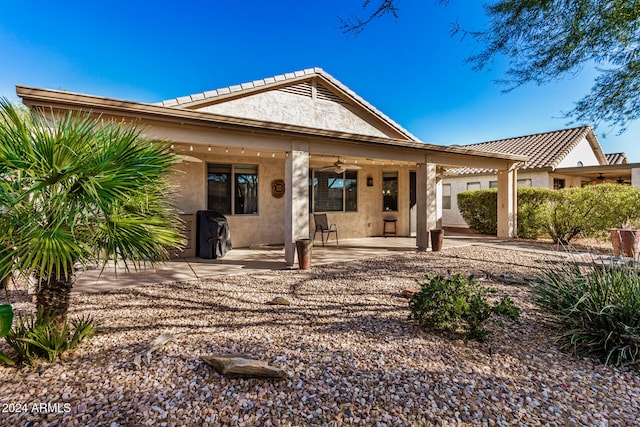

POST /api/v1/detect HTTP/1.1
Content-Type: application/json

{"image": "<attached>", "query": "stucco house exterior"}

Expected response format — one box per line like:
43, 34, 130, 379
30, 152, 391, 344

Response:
442, 126, 640, 231
16, 68, 526, 265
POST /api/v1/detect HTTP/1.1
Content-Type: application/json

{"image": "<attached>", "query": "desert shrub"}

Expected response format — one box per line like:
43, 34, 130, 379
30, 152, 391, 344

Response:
458, 184, 640, 243
545, 184, 640, 244
457, 189, 498, 235
409, 272, 520, 340
534, 261, 640, 367
517, 187, 559, 239
458, 187, 556, 238
2, 311, 96, 366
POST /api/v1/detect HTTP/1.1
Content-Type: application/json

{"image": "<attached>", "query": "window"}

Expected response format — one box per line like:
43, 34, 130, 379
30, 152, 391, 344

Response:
467, 182, 481, 191
490, 179, 532, 188
382, 171, 398, 211
553, 178, 565, 190
207, 163, 258, 215
442, 184, 451, 209
310, 170, 357, 212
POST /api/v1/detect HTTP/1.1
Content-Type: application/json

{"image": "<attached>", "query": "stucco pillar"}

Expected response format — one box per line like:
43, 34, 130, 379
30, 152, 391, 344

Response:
416, 160, 438, 251
632, 168, 640, 187
284, 142, 310, 266
497, 168, 518, 238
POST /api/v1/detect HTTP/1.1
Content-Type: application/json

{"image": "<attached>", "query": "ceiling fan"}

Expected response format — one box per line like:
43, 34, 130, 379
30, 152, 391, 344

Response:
319, 159, 362, 174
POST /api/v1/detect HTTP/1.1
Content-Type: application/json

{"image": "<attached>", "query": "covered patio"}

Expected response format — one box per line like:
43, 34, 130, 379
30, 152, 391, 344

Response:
17, 68, 527, 267
72, 234, 524, 293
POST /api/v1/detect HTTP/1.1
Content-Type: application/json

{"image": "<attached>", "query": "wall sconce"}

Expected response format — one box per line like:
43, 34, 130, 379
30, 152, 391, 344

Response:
367, 176, 374, 187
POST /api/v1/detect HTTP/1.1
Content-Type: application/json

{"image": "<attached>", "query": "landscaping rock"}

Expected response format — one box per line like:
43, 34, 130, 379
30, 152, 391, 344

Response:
267, 296, 291, 306
201, 355, 288, 379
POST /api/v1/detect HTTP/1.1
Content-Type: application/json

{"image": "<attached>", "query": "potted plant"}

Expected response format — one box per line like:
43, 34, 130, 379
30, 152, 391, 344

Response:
618, 221, 640, 258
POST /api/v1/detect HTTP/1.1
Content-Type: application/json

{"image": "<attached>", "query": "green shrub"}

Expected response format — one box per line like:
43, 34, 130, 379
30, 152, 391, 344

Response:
2, 312, 96, 366
457, 187, 556, 238
534, 261, 640, 367
409, 272, 520, 340
457, 189, 498, 235
545, 184, 640, 244
458, 184, 640, 243
517, 187, 559, 239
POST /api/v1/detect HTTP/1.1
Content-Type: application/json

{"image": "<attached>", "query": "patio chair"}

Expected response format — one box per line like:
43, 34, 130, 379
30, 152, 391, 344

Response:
313, 214, 338, 248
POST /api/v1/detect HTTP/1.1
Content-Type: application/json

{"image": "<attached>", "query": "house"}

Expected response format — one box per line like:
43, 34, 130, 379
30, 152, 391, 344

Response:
442, 126, 640, 231
16, 68, 526, 264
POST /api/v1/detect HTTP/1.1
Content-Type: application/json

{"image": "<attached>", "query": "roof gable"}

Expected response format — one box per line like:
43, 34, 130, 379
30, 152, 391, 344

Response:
606, 152, 628, 164
449, 126, 607, 174
157, 68, 418, 141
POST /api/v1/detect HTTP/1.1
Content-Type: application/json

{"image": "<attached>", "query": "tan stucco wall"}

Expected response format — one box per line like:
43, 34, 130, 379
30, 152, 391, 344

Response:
170, 154, 286, 248
307, 164, 415, 240
633, 168, 640, 187
197, 90, 392, 138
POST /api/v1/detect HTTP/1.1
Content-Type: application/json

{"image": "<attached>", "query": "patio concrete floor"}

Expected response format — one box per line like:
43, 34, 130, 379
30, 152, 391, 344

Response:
72, 233, 569, 293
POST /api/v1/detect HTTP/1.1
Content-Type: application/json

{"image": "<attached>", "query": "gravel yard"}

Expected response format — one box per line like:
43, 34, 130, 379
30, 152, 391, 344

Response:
1, 245, 639, 426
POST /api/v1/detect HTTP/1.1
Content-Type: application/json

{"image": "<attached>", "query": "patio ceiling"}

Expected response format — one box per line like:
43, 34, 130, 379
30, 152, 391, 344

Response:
555, 163, 640, 183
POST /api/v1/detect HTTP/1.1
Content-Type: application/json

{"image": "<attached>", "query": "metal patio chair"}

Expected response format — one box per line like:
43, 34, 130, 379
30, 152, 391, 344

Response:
313, 214, 338, 248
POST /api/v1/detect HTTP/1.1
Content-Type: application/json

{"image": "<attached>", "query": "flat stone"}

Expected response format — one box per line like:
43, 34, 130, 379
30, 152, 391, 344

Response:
267, 296, 291, 306
201, 355, 288, 379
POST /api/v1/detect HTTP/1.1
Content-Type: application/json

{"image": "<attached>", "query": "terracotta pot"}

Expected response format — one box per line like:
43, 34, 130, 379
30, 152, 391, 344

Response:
619, 229, 640, 258
430, 229, 445, 252
609, 229, 622, 257
296, 239, 312, 270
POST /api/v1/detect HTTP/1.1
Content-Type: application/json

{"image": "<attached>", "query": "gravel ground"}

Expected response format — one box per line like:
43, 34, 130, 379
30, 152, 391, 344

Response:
1, 246, 639, 426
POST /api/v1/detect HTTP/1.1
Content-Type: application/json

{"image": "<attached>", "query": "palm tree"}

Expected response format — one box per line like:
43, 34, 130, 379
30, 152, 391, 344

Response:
0, 99, 183, 325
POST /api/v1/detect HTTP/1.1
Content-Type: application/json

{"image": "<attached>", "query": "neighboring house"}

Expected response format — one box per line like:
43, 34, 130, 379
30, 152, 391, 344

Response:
17, 68, 526, 264
442, 126, 640, 230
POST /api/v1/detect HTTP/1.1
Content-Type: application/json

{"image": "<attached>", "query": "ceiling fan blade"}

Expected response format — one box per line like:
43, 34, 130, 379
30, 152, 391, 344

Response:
344, 165, 362, 170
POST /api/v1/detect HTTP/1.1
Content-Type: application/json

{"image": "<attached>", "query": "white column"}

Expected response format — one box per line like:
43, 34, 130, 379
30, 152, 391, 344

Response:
284, 142, 310, 265
497, 168, 517, 238
416, 159, 438, 251
632, 168, 640, 187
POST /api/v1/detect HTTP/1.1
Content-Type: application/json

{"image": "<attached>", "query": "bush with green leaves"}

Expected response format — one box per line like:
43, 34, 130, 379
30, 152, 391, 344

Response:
457, 187, 558, 238
458, 184, 640, 243
534, 261, 640, 367
1, 311, 96, 366
409, 272, 520, 340
457, 189, 498, 235
544, 184, 640, 244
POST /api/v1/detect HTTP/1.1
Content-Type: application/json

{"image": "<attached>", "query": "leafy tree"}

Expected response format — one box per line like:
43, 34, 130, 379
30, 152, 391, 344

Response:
0, 99, 183, 325
342, 0, 640, 131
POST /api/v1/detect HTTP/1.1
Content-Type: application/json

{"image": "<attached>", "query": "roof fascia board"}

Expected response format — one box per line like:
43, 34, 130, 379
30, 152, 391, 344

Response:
16, 85, 527, 165
556, 163, 640, 173
584, 128, 609, 165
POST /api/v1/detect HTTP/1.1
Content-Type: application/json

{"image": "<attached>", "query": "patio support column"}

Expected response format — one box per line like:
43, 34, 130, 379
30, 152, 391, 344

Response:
497, 167, 518, 238
285, 142, 310, 266
632, 168, 640, 187
416, 158, 438, 251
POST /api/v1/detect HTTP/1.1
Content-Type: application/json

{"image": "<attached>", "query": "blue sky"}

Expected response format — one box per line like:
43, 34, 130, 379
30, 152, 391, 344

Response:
1, 1, 638, 160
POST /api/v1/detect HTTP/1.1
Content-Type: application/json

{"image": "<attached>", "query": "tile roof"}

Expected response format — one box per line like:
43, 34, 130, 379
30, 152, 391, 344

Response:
447, 126, 602, 175
155, 67, 419, 141
605, 152, 628, 165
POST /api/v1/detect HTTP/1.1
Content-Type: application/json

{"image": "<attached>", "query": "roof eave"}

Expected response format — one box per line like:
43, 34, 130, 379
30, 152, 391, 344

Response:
16, 85, 527, 163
